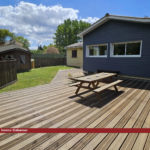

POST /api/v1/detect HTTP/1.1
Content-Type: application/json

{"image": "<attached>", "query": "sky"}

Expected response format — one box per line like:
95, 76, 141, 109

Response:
0, 0, 149, 50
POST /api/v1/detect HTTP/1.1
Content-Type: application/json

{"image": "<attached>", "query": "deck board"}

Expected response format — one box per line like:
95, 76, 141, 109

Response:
96, 84, 150, 150
0, 69, 150, 150
35, 81, 144, 150
62, 81, 149, 150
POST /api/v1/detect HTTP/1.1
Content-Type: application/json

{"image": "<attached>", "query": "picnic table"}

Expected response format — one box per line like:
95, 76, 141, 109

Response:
70, 72, 116, 95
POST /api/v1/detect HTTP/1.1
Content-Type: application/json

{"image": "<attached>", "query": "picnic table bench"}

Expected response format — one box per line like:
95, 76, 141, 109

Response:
93, 80, 122, 100
70, 72, 123, 100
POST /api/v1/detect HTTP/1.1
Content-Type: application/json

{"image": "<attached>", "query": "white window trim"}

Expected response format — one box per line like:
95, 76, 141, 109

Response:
110, 40, 142, 57
86, 43, 108, 58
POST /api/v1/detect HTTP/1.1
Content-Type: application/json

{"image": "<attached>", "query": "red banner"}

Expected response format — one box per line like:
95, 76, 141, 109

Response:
1, 128, 150, 133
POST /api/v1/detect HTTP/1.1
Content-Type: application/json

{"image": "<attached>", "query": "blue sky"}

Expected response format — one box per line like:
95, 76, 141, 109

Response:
0, 0, 149, 49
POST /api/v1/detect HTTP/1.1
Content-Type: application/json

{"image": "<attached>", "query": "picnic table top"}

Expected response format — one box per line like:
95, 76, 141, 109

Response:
71, 72, 116, 82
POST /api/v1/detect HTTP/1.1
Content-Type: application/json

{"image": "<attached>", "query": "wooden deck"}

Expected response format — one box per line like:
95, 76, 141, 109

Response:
0, 69, 150, 150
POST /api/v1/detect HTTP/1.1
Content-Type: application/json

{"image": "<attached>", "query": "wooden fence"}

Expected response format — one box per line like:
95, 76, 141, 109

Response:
32, 57, 66, 68
0, 60, 17, 89
31, 54, 66, 58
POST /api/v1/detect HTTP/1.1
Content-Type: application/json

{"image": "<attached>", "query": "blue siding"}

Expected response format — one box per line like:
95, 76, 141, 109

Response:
83, 20, 150, 78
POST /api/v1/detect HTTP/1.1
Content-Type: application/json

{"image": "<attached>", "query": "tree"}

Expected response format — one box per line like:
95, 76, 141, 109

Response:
53, 19, 91, 53
43, 43, 56, 53
38, 45, 43, 51
44, 47, 59, 54
15, 36, 30, 49
43, 45, 48, 53
0, 29, 30, 49
30, 49, 42, 54
0, 29, 12, 43
30, 44, 57, 54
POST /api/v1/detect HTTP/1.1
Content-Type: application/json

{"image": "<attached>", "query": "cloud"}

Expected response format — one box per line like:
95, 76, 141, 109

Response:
29, 46, 38, 50
29, 40, 33, 44
0, 1, 99, 48
81, 17, 99, 24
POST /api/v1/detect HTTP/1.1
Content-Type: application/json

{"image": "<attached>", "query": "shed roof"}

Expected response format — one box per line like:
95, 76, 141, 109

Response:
0, 44, 31, 53
77, 14, 150, 38
64, 42, 83, 49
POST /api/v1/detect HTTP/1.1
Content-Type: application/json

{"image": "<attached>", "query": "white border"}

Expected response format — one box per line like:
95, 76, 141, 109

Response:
110, 40, 142, 57
86, 44, 108, 58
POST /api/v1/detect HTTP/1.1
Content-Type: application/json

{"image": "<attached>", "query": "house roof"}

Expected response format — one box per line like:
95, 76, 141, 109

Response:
0, 40, 23, 47
0, 44, 31, 54
64, 42, 83, 49
77, 14, 150, 38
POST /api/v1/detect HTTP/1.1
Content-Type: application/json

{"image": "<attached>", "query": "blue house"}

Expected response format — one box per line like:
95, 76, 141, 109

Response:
77, 14, 150, 78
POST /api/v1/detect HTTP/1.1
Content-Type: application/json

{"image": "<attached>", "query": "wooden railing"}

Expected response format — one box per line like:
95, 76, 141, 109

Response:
0, 60, 17, 89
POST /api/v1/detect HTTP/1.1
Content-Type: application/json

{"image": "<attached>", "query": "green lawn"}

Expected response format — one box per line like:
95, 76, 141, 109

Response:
0, 66, 73, 93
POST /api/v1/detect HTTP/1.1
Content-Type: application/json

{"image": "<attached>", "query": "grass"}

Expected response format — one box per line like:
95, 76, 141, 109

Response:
0, 66, 73, 93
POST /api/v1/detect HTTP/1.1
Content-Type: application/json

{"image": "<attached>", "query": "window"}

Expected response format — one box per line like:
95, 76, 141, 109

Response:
5, 55, 14, 59
89, 46, 97, 56
72, 50, 77, 58
20, 55, 26, 64
114, 44, 125, 55
110, 41, 142, 57
126, 43, 141, 55
87, 44, 107, 57
98, 45, 107, 55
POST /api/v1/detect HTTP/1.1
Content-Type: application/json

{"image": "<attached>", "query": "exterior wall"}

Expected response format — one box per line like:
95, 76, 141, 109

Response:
67, 47, 83, 67
0, 50, 31, 71
83, 20, 150, 78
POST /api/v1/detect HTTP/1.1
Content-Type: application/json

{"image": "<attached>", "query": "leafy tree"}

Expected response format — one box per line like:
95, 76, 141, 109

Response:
43, 45, 48, 52
0, 29, 30, 49
30, 49, 42, 54
30, 44, 56, 54
44, 47, 59, 54
0, 29, 12, 43
14, 36, 30, 49
38, 45, 43, 51
53, 19, 91, 53
48, 43, 56, 47
43, 43, 56, 53
30, 46, 43, 54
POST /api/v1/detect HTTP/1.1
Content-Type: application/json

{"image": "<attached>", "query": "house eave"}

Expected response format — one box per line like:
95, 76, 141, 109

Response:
0, 48, 32, 54
77, 15, 150, 38
65, 46, 83, 50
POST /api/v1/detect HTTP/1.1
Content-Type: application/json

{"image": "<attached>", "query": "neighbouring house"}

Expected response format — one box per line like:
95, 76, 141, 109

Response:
77, 14, 150, 78
65, 42, 83, 67
0, 40, 32, 71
